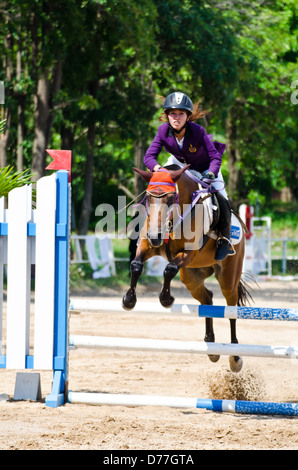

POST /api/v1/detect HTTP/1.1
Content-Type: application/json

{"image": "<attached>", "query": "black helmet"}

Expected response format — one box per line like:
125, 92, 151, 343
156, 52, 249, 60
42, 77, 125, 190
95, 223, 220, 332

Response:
163, 92, 193, 114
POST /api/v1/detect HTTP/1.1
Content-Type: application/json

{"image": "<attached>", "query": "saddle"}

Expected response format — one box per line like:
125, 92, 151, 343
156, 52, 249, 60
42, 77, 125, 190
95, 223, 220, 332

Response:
164, 159, 246, 250
199, 191, 246, 250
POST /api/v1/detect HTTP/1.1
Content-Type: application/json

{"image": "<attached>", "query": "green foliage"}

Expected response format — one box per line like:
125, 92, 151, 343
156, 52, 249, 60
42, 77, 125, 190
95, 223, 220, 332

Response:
0, 166, 35, 198
215, 0, 298, 202
0, 118, 6, 134
1, 0, 297, 229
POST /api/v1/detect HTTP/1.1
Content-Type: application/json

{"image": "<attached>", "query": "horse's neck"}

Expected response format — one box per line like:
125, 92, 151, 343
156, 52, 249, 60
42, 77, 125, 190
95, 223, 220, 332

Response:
177, 175, 197, 206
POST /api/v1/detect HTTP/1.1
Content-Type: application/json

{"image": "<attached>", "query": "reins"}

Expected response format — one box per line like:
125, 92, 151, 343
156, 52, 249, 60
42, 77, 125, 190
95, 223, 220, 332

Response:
122, 167, 226, 245
146, 168, 225, 243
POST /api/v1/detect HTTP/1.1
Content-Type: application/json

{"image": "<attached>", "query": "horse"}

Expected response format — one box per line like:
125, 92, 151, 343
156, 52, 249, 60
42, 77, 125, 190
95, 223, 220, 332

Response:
122, 165, 252, 372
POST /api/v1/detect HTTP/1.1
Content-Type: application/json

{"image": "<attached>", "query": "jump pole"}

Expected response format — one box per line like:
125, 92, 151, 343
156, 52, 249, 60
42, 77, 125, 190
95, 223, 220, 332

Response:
67, 392, 298, 416
69, 335, 298, 360
70, 299, 298, 321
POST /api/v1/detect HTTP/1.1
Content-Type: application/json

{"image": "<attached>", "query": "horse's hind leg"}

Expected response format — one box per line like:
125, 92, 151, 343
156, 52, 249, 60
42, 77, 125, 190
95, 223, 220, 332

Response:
214, 254, 244, 373
204, 297, 220, 364
228, 318, 243, 372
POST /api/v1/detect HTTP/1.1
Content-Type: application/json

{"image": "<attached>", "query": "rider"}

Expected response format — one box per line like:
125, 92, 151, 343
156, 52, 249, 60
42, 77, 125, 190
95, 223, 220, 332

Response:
143, 91, 233, 261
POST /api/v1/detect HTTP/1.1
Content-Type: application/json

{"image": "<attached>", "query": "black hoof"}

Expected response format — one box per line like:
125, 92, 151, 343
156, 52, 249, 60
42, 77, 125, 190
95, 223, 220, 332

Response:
208, 354, 220, 363
122, 293, 136, 310
159, 294, 175, 308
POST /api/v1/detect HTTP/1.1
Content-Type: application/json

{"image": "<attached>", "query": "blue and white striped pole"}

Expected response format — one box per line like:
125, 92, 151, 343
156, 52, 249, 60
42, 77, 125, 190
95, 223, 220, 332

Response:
68, 392, 298, 416
196, 398, 298, 416
70, 299, 298, 321
199, 305, 298, 321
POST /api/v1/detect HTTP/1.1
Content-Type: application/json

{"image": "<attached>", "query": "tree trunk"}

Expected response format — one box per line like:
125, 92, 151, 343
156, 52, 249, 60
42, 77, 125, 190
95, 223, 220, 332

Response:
31, 62, 63, 180
16, 43, 25, 171
78, 121, 96, 235
225, 107, 241, 209
61, 124, 74, 150
133, 134, 146, 196
61, 125, 76, 230
0, 108, 11, 168
31, 73, 50, 180
46, 60, 62, 145
1, 30, 13, 167
16, 101, 25, 170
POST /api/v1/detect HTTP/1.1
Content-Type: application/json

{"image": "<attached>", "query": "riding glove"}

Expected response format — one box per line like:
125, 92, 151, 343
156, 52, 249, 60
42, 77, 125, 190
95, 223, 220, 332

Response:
201, 170, 215, 181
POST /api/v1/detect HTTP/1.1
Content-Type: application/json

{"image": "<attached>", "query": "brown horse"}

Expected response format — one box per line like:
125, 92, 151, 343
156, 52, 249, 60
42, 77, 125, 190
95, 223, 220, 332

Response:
122, 165, 252, 372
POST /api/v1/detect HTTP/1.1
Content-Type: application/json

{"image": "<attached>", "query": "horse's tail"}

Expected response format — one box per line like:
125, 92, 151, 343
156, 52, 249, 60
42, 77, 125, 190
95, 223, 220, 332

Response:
237, 273, 258, 306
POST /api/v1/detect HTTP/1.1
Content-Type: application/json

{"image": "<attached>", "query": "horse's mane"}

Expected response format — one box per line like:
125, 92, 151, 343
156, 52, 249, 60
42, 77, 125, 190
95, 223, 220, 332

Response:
163, 164, 181, 171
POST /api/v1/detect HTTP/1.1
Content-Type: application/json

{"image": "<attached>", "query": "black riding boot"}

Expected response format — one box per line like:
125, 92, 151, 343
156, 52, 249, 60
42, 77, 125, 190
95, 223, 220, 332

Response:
214, 196, 234, 261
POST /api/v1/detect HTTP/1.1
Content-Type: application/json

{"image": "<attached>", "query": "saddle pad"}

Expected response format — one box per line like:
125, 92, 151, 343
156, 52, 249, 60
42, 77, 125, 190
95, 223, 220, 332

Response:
205, 210, 243, 245
230, 213, 243, 245
165, 155, 243, 246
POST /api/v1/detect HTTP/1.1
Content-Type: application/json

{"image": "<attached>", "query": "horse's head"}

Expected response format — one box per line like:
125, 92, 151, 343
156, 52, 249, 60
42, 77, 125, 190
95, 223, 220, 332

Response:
133, 165, 190, 247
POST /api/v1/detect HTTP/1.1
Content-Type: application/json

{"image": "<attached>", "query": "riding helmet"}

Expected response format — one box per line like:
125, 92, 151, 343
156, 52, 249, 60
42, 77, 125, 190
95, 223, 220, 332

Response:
163, 92, 193, 114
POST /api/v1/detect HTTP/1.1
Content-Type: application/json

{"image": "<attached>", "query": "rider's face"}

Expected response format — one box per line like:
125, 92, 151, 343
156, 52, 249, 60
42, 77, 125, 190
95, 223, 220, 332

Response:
167, 109, 188, 131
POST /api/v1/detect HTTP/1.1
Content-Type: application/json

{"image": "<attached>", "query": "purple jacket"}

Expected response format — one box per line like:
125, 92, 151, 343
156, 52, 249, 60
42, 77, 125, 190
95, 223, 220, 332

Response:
143, 121, 226, 177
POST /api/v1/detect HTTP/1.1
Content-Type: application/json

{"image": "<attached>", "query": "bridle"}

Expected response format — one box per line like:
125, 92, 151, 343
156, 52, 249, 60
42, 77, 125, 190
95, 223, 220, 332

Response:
144, 167, 226, 245
133, 166, 225, 246
145, 190, 178, 244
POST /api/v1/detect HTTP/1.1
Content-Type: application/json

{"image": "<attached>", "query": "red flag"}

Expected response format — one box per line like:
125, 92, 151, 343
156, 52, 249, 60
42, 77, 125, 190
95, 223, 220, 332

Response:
46, 149, 72, 181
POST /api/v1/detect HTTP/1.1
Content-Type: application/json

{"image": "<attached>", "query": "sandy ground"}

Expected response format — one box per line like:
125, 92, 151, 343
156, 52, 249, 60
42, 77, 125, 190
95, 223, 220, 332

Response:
0, 278, 298, 451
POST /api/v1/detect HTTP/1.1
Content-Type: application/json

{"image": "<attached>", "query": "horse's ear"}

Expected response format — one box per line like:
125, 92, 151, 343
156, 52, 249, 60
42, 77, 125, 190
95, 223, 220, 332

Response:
170, 164, 191, 182
133, 167, 153, 182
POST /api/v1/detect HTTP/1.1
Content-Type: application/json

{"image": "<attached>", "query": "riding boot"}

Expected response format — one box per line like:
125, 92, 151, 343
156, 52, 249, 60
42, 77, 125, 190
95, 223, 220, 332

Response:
214, 197, 234, 261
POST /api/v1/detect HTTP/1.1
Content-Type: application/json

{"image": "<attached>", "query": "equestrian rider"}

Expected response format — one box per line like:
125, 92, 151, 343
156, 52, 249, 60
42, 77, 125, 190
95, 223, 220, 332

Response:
143, 91, 233, 261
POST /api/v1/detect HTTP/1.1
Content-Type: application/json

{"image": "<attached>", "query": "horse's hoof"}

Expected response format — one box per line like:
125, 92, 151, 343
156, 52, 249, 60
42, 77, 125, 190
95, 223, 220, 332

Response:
159, 294, 175, 308
229, 355, 243, 373
122, 294, 136, 310
208, 354, 220, 363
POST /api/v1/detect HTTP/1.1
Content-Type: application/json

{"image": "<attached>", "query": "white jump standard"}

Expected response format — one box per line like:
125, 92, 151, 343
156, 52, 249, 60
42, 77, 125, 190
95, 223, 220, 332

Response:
0, 170, 70, 407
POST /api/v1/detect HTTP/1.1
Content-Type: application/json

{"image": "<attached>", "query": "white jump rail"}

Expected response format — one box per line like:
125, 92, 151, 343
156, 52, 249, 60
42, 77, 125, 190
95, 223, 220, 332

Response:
69, 334, 298, 360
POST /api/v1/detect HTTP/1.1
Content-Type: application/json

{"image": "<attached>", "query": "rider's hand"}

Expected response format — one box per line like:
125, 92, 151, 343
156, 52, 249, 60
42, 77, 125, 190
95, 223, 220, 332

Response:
201, 170, 215, 182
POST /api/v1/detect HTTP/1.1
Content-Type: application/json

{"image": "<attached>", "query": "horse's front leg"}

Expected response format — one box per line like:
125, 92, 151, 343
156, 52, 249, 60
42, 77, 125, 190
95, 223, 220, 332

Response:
159, 251, 194, 308
122, 259, 144, 310
159, 261, 179, 308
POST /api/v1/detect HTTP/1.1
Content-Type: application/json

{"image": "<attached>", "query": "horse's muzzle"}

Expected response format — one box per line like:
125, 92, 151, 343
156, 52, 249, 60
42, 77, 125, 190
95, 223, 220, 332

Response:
147, 232, 164, 247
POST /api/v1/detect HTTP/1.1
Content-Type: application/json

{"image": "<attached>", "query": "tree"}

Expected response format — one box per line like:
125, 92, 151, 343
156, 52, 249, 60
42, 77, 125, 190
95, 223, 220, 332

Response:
1, 0, 296, 236
210, 0, 298, 205
58, 0, 158, 233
